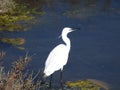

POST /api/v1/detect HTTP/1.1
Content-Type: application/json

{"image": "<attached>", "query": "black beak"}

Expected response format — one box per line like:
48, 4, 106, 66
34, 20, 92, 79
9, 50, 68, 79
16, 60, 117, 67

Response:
72, 27, 81, 30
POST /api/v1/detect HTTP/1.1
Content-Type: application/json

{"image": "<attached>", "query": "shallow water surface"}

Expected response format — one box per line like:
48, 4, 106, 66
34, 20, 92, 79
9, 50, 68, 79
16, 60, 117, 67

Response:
0, 0, 120, 90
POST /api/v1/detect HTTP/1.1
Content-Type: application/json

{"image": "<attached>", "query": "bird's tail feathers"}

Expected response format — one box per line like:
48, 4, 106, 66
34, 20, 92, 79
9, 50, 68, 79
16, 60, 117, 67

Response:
43, 73, 48, 78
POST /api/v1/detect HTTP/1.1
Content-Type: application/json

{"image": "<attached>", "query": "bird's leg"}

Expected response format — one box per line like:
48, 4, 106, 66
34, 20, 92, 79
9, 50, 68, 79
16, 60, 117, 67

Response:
41, 77, 46, 85
41, 74, 46, 85
40, 75, 47, 90
49, 74, 53, 88
60, 69, 63, 90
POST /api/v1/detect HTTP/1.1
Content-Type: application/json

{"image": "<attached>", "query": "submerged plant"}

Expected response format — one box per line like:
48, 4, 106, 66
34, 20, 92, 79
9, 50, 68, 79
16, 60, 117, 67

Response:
0, 0, 45, 51
1, 38, 25, 46
66, 79, 109, 90
0, 14, 33, 32
0, 0, 45, 32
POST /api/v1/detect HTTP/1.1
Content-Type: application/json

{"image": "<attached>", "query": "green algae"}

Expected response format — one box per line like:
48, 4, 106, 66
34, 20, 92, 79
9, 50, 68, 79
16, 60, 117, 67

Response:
0, 0, 44, 32
66, 79, 108, 90
1, 38, 25, 46
0, 0, 45, 51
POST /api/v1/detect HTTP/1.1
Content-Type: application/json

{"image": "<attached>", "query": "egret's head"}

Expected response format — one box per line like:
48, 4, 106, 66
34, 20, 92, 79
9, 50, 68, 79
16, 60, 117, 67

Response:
62, 27, 74, 34
58, 27, 80, 38
62, 27, 80, 34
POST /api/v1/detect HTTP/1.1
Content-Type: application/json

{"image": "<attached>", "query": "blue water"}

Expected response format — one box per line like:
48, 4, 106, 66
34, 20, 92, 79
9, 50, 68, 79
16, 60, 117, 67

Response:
1, 0, 120, 90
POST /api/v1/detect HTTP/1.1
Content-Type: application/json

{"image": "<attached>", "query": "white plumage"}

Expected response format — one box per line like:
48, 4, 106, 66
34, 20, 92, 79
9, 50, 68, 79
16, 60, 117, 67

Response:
43, 27, 74, 77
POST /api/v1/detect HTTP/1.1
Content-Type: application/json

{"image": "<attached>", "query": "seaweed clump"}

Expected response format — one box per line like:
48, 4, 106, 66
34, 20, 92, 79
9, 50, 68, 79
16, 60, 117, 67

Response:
66, 79, 109, 90
1, 38, 25, 46
0, 0, 45, 32
0, 0, 45, 50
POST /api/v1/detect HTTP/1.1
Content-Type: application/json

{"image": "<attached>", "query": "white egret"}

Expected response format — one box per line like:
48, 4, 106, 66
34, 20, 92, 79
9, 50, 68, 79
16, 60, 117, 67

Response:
43, 27, 76, 88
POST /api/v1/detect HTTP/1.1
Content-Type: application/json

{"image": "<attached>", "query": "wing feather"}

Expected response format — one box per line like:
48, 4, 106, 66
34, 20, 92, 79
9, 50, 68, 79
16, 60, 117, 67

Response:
44, 44, 69, 76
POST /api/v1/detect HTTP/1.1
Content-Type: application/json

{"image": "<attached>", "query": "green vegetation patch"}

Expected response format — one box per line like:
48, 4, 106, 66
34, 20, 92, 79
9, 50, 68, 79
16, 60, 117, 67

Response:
66, 79, 109, 90
0, 0, 45, 50
0, 14, 32, 32
0, 0, 45, 32
1, 38, 25, 46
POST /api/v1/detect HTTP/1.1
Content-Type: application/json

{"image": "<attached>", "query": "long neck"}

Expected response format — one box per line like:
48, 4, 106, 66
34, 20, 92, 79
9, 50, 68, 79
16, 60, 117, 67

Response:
62, 33, 71, 50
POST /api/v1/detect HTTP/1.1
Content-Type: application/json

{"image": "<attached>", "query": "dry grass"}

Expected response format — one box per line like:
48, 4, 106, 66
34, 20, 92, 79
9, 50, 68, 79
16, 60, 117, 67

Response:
0, 51, 41, 90
0, 0, 15, 14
